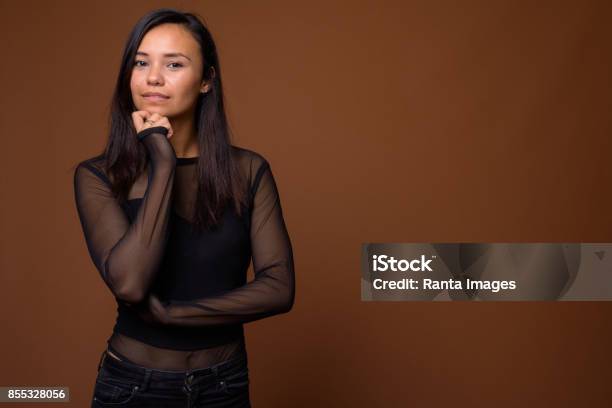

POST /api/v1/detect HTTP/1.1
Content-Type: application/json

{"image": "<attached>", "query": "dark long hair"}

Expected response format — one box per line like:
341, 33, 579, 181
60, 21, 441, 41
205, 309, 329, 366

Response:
102, 8, 247, 233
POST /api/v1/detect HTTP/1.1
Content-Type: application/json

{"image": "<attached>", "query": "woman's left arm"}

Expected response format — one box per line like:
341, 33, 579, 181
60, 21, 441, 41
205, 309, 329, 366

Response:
144, 158, 295, 326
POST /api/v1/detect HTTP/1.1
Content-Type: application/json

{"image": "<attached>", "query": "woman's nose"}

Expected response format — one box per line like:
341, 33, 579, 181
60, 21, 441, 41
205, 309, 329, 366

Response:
146, 63, 164, 85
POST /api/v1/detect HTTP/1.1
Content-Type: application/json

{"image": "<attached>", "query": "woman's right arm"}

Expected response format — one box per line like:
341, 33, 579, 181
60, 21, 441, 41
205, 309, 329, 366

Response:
73, 127, 176, 304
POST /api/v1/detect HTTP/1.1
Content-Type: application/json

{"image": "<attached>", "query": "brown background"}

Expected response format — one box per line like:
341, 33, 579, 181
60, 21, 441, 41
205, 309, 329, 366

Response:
1, 0, 612, 406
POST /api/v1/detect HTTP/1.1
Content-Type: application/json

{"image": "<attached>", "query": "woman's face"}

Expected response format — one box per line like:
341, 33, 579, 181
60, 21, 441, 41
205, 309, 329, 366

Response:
130, 23, 209, 119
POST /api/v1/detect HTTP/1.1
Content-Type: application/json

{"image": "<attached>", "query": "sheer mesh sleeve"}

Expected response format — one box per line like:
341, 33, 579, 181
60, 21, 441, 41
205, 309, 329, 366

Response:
74, 127, 176, 304
163, 158, 295, 326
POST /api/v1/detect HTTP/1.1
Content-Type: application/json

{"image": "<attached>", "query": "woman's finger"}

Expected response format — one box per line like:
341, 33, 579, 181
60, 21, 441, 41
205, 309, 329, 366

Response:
149, 294, 170, 324
131, 110, 151, 132
148, 112, 161, 123
163, 119, 174, 139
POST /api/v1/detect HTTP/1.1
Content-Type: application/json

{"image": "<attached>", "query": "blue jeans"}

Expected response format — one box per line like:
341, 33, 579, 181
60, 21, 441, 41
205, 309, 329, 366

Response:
91, 345, 251, 407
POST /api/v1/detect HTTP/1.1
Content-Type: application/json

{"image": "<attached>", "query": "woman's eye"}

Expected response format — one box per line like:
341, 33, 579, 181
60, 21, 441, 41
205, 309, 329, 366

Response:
132, 61, 182, 68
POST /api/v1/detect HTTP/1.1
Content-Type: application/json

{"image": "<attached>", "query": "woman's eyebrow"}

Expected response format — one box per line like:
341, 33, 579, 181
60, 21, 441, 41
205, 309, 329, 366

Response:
136, 51, 191, 61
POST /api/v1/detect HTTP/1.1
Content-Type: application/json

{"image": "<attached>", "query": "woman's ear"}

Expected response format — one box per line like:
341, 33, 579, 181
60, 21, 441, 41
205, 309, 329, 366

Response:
200, 67, 216, 93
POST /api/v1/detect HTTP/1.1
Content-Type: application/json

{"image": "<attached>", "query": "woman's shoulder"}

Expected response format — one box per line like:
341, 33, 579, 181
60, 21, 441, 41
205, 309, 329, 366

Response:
77, 153, 106, 168
74, 154, 112, 187
231, 145, 270, 172
230, 145, 274, 196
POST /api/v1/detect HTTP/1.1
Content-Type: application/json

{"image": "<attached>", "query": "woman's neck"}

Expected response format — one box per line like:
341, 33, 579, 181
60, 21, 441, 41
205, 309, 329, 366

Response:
168, 113, 199, 158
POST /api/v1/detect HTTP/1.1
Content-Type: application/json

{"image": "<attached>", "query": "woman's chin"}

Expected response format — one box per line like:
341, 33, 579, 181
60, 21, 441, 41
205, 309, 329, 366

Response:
138, 106, 165, 115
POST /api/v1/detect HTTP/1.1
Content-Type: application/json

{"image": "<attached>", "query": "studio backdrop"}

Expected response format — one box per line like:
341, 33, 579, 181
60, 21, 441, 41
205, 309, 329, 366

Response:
1, 0, 612, 407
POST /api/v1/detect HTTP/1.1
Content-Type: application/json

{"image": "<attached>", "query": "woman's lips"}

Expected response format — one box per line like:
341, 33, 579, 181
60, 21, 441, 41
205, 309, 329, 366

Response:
143, 95, 169, 102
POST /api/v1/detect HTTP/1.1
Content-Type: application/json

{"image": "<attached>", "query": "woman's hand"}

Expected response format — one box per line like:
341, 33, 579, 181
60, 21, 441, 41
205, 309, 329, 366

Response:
131, 110, 177, 164
148, 294, 173, 324
131, 294, 173, 325
131, 110, 174, 139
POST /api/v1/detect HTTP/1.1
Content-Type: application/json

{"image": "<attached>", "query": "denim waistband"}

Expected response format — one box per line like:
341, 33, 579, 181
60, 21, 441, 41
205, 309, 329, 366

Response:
97, 342, 248, 386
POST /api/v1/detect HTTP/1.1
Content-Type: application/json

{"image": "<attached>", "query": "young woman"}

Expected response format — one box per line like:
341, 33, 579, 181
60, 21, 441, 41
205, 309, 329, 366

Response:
73, 8, 295, 407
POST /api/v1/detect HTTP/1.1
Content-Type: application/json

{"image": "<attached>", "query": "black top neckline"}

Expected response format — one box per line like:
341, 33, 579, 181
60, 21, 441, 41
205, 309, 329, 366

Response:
176, 156, 198, 165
